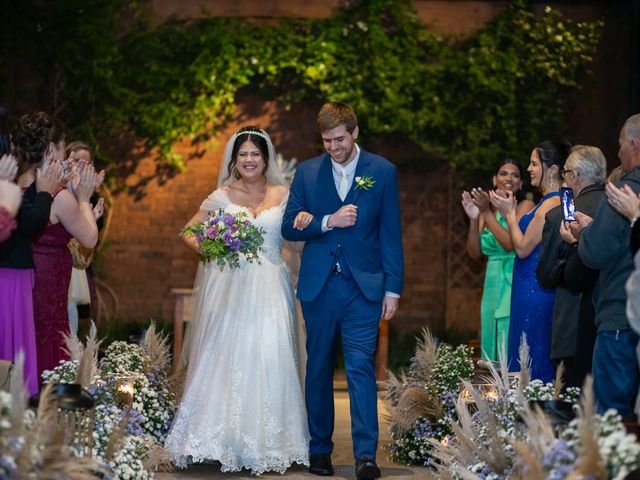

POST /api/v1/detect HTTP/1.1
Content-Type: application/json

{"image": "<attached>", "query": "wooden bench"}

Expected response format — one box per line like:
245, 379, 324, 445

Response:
171, 288, 390, 380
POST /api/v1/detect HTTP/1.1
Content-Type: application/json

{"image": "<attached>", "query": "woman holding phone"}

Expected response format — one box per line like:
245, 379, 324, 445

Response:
490, 141, 571, 382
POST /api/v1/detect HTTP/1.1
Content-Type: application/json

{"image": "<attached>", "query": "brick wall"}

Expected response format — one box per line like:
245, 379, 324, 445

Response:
100, 98, 454, 332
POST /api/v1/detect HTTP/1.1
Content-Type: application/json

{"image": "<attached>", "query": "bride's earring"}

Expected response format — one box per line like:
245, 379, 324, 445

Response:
547, 174, 553, 190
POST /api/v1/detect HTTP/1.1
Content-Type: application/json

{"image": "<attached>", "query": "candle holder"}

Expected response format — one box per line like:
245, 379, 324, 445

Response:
29, 383, 95, 457
115, 376, 135, 407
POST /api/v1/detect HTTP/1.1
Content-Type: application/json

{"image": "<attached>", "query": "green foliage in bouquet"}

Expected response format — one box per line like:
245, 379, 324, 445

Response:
0, 0, 601, 178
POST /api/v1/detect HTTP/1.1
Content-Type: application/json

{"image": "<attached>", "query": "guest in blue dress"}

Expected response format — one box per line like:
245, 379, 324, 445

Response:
490, 141, 572, 382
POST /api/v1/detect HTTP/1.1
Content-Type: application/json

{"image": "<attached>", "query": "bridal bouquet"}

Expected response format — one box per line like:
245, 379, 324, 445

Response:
181, 209, 265, 269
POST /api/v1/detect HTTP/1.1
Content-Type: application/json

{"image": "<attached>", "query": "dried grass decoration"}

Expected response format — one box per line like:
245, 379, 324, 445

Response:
29, 382, 96, 458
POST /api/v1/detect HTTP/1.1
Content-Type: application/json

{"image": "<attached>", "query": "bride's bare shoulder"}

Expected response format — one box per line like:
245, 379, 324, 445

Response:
268, 184, 289, 202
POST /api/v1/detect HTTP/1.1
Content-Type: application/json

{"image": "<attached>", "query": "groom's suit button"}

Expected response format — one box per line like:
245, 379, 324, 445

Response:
329, 251, 334, 256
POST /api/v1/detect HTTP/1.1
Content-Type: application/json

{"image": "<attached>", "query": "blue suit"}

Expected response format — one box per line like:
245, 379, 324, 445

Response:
281, 148, 404, 460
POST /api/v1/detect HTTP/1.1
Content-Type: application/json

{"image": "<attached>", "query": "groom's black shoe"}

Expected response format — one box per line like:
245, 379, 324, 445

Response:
355, 458, 381, 480
309, 454, 334, 476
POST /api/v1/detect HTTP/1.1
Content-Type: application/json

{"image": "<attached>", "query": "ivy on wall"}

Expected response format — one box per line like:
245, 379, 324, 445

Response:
0, 0, 601, 178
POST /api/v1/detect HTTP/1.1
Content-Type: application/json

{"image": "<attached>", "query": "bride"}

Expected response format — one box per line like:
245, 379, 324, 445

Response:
164, 126, 310, 474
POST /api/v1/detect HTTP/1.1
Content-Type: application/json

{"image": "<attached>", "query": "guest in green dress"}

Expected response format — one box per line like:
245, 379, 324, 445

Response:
462, 160, 534, 362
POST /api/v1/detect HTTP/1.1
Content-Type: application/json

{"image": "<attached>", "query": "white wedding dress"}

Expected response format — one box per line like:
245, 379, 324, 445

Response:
165, 189, 309, 475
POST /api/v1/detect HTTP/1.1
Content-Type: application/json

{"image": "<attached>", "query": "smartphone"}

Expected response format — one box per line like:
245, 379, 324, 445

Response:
560, 187, 576, 222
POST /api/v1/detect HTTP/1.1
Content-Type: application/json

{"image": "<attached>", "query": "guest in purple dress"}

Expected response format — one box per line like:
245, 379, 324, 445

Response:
0, 120, 66, 394
13, 112, 100, 379
490, 140, 571, 382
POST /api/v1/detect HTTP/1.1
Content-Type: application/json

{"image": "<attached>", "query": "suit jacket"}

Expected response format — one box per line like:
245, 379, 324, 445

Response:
281, 148, 404, 302
536, 183, 604, 359
579, 166, 640, 332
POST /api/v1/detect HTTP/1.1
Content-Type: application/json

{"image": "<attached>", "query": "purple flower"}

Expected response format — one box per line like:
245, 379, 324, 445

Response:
206, 227, 219, 239
196, 233, 205, 243
230, 224, 239, 234
231, 238, 241, 251
224, 214, 234, 226
211, 215, 221, 225
222, 230, 233, 246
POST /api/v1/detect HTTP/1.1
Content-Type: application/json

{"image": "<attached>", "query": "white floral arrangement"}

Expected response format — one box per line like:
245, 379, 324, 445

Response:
418, 338, 640, 480
39, 324, 176, 478
107, 435, 154, 480
0, 390, 19, 477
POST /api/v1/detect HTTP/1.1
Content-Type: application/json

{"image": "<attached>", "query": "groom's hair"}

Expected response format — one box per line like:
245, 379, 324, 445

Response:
316, 102, 358, 134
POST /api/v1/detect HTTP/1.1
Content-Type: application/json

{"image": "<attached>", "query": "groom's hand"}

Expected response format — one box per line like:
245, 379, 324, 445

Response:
381, 295, 398, 320
327, 204, 358, 228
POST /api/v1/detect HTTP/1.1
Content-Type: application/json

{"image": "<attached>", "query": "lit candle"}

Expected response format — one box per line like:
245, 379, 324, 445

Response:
116, 378, 134, 407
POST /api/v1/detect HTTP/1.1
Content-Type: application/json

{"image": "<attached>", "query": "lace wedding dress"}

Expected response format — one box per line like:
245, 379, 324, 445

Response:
165, 189, 309, 474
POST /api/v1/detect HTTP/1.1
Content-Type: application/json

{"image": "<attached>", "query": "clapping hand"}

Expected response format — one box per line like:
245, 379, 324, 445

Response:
461, 191, 480, 220
605, 182, 640, 223
567, 211, 593, 241
41, 142, 64, 174
294, 211, 313, 230
92, 197, 105, 220
74, 163, 98, 202
94, 169, 106, 190
0, 154, 18, 181
470, 187, 491, 213
328, 204, 358, 228
36, 159, 69, 195
489, 189, 516, 216
0, 179, 22, 217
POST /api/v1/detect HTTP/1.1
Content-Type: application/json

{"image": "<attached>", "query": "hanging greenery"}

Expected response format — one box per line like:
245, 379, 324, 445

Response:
0, 0, 601, 177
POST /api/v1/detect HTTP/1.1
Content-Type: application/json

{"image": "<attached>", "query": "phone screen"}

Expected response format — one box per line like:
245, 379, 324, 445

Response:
560, 187, 576, 222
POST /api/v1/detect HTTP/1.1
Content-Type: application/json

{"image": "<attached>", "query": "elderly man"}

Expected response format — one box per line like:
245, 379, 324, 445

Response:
537, 146, 607, 388
567, 114, 640, 416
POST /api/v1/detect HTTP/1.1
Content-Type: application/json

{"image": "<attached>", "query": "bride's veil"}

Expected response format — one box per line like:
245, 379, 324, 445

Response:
178, 128, 306, 389
216, 128, 287, 189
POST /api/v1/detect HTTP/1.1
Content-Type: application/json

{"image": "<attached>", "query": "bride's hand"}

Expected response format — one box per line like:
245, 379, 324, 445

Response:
294, 211, 314, 230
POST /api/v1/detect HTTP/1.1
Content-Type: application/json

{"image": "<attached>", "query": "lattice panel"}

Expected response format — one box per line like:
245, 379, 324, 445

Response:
446, 170, 486, 290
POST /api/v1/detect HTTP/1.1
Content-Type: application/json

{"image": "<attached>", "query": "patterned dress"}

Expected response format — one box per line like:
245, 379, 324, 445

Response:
32, 215, 73, 378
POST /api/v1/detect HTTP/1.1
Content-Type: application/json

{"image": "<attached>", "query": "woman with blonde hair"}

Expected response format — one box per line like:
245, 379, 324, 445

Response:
64, 141, 105, 334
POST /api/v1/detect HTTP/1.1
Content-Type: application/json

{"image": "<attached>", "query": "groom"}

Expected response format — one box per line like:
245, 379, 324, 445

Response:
282, 102, 404, 479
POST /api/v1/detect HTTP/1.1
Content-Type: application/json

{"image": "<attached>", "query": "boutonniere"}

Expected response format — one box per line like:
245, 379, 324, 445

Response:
354, 176, 375, 191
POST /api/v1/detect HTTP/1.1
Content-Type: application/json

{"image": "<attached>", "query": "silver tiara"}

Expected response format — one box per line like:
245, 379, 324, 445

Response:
238, 129, 269, 141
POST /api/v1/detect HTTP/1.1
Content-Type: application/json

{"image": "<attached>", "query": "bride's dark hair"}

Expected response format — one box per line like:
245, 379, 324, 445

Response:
227, 126, 270, 181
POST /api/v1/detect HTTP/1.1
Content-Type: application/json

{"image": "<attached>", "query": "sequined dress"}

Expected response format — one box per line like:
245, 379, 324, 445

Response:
164, 189, 309, 474
32, 219, 73, 377
508, 192, 559, 382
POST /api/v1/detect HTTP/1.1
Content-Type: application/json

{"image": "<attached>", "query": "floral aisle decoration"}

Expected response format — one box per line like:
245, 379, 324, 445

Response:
0, 354, 102, 479
383, 329, 474, 465
40, 322, 175, 479
388, 335, 640, 480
